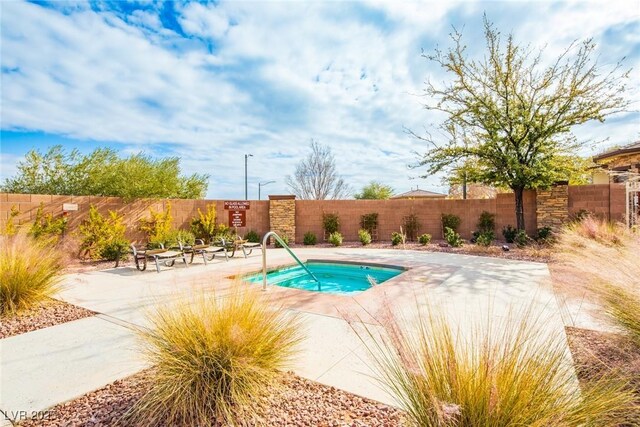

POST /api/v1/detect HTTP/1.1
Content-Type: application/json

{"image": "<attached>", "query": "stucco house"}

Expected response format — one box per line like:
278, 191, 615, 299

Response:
391, 188, 447, 199
592, 141, 640, 183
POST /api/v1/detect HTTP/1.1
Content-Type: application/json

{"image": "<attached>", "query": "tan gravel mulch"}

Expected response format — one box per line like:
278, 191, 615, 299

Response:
19, 370, 406, 427
0, 299, 95, 339
566, 326, 640, 396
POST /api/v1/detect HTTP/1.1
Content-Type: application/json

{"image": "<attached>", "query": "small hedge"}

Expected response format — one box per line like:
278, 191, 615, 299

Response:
303, 231, 317, 246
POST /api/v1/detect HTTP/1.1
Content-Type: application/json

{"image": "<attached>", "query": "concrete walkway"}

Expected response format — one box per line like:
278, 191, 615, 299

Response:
1, 248, 566, 425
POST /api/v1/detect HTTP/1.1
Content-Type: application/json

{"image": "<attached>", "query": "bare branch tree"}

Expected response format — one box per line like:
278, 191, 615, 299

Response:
286, 140, 351, 200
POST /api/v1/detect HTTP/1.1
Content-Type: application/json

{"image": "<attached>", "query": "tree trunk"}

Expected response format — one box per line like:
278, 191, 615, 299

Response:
514, 186, 525, 231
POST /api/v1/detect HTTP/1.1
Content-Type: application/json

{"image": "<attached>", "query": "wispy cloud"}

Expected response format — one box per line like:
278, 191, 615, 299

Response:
1, 0, 638, 198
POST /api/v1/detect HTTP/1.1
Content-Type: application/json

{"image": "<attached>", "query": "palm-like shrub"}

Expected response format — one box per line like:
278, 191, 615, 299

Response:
0, 234, 63, 315
129, 288, 303, 426
360, 304, 636, 426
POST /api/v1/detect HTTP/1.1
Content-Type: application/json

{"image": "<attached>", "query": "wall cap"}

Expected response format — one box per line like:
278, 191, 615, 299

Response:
268, 195, 296, 200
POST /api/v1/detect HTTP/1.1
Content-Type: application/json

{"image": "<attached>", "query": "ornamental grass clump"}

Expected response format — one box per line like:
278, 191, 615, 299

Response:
129, 288, 304, 426
359, 303, 636, 426
0, 234, 63, 315
557, 217, 640, 347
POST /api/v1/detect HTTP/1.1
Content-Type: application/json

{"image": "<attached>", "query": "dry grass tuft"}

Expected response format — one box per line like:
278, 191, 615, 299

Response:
556, 217, 640, 347
0, 233, 63, 316
127, 286, 304, 426
359, 303, 637, 426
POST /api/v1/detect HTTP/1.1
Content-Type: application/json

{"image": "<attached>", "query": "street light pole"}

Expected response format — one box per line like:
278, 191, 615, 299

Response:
244, 154, 253, 200
258, 180, 275, 200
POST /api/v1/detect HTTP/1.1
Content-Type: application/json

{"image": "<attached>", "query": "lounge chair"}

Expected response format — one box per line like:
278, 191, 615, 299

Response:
179, 239, 229, 264
130, 243, 189, 273
218, 238, 261, 258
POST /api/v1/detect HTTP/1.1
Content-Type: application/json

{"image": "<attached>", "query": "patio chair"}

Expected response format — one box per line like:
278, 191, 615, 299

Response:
179, 239, 229, 264
130, 243, 189, 273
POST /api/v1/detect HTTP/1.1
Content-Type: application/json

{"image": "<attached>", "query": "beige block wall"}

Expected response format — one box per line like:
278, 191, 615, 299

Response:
0, 194, 270, 243
295, 191, 537, 242
1, 185, 624, 244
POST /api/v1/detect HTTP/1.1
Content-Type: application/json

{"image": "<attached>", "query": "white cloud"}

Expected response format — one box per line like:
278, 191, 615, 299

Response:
1, 0, 638, 198
178, 2, 230, 39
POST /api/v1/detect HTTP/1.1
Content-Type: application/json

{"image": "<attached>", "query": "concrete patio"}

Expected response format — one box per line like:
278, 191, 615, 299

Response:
1, 248, 567, 425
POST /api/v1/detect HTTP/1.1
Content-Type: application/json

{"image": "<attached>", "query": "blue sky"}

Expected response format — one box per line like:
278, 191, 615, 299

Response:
1, 0, 639, 199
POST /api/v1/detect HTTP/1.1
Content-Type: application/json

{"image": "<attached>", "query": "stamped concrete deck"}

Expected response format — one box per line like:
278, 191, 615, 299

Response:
1, 248, 566, 425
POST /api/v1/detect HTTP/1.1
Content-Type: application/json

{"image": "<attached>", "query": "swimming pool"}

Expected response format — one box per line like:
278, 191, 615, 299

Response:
244, 261, 405, 295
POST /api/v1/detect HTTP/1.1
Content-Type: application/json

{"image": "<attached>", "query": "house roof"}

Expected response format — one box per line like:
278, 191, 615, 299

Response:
391, 189, 447, 199
593, 141, 640, 162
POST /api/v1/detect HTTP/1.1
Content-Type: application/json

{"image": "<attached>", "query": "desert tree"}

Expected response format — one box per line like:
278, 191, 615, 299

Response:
413, 18, 629, 230
286, 140, 350, 199
354, 181, 394, 199
2, 145, 209, 200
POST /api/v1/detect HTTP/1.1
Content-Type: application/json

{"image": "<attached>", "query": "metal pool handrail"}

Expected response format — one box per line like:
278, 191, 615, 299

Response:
261, 231, 321, 291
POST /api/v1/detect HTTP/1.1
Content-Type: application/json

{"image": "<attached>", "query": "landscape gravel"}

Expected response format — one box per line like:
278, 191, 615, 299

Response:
19, 370, 406, 426
0, 299, 95, 339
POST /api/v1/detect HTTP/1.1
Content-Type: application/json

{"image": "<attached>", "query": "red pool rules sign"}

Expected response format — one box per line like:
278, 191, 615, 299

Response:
225, 201, 250, 227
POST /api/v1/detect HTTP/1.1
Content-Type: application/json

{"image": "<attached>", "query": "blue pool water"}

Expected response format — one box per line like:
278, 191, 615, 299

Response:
244, 261, 404, 295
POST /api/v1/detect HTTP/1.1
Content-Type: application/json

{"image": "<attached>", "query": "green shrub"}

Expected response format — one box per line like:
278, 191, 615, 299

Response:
359, 303, 637, 427
418, 233, 432, 245
475, 230, 495, 246
514, 230, 529, 247
139, 203, 174, 248
358, 229, 372, 246
441, 213, 461, 233
128, 288, 303, 426
190, 204, 217, 242
444, 227, 463, 247
245, 230, 260, 243
403, 214, 420, 241
477, 211, 495, 232
0, 234, 63, 315
172, 230, 196, 247
28, 203, 67, 240
322, 213, 340, 235
100, 239, 130, 265
570, 208, 591, 223
391, 231, 404, 246
2, 205, 20, 236
148, 229, 195, 250
535, 226, 554, 243
214, 223, 238, 243
360, 213, 379, 235
274, 234, 290, 248
303, 231, 317, 246
502, 225, 518, 243
78, 205, 129, 262
328, 232, 343, 247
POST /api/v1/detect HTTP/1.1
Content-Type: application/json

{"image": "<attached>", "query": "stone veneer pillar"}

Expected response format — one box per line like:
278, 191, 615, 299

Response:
268, 195, 296, 244
536, 182, 569, 231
